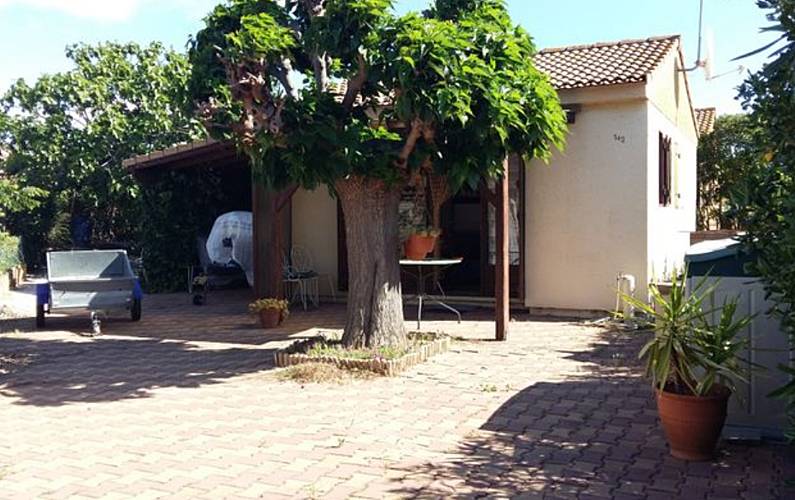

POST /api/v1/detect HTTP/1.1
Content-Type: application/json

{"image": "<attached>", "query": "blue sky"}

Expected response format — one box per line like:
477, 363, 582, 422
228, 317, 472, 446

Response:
0, 0, 780, 115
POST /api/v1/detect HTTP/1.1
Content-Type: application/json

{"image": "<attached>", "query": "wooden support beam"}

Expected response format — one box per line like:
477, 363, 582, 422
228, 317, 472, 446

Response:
252, 181, 286, 300
495, 158, 510, 341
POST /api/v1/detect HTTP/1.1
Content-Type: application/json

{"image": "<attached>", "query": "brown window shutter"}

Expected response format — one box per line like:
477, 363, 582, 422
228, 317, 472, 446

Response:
659, 133, 672, 206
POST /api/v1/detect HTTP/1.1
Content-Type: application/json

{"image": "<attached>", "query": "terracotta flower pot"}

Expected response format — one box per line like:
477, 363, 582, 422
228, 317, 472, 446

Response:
656, 386, 730, 461
404, 234, 437, 260
258, 308, 282, 329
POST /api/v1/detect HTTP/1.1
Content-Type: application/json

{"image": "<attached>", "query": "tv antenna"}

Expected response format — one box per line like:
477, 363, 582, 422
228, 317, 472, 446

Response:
683, 0, 744, 81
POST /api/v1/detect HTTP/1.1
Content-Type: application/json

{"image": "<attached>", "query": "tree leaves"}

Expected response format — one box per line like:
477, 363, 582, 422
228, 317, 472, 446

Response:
730, 0, 795, 436
188, 0, 566, 193
698, 114, 767, 230
0, 42, 201, 265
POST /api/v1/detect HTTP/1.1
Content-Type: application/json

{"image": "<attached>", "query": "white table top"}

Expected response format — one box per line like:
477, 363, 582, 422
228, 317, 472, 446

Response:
399, 258, 463, 266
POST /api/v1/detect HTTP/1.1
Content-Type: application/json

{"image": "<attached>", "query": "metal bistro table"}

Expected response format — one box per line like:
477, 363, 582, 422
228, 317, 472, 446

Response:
399, 258, 463, 329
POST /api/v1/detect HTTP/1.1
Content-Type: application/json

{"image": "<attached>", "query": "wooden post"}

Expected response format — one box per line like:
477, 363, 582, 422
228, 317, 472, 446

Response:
495, 158, 510, 341
252, 181, 284, 299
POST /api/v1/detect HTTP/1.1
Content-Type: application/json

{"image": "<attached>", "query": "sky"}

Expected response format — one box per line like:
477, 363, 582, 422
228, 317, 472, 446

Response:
0, 0, 782, 115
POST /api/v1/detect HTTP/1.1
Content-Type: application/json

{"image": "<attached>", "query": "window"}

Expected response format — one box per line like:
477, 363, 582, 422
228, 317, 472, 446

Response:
659, 132, 672, 206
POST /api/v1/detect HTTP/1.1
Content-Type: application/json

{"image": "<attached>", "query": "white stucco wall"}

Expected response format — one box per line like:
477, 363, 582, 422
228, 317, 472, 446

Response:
645, 48, 699, 284
525, 96, 650, 311
290, 187, 339, 295
524, 44, 698, 312
645, 104, 697, 283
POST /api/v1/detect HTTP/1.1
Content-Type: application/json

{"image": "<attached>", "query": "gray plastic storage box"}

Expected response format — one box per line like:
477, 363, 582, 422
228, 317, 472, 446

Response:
686, 238, 792, 439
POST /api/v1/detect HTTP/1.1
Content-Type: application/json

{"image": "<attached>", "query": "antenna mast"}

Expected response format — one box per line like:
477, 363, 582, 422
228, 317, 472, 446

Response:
684, 0, 705, 71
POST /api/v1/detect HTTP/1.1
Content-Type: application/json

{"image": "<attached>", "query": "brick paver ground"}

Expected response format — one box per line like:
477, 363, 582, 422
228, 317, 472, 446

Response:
1, 287, 793, 499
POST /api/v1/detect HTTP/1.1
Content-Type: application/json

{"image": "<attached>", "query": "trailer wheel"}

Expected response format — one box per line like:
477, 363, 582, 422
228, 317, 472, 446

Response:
131, 298, 142, 322
36, 304, 46, 328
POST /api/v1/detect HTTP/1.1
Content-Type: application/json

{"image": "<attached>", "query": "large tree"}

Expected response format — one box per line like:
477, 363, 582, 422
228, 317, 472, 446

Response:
0, 42, 201, 265
733, 0, 795, 437
188, 0, 566, 348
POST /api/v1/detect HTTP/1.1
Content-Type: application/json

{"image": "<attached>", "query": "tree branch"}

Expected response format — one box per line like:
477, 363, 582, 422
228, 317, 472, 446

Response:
300, 0, 329, 92
312, 53, 329, 92
397, 120, 424, 169
273, 59, 298, 100
342, 54, 368, 110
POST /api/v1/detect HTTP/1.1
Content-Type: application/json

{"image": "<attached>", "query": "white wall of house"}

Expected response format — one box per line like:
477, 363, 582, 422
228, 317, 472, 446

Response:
524, 48, 698, 312
645, 49, 699, 284
524, 94, 650, 312
290, 187, 339, 296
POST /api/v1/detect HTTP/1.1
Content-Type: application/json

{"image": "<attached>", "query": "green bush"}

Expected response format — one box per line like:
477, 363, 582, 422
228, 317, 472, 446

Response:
139, 168, 234, 293
0, 231, 22, 273
734, 0, 795, 439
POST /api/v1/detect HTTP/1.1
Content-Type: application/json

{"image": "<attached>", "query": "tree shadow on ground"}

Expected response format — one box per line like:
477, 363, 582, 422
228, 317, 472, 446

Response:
0, 290, 330, 405
386, 328, 795, 499
0, 335, 281, 406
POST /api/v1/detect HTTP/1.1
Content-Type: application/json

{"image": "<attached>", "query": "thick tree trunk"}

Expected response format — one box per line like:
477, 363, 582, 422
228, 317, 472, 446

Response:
336, 176, 407, 348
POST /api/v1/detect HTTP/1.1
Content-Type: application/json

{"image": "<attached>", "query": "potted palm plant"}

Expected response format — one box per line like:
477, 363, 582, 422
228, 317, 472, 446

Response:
622, 270, 752, 461
249, 298, 290, 329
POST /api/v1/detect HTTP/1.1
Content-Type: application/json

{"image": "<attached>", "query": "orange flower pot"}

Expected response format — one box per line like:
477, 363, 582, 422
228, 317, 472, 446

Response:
405, 234, 437, 260
258, 308, 283, 329
656, 386, 730, 461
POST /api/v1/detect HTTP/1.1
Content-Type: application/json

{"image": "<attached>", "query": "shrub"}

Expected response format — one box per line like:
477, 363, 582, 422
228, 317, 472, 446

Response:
0, 231, 21, 273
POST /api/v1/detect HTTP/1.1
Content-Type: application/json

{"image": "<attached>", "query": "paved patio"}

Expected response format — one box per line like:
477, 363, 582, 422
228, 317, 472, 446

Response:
1, 287, 793, 499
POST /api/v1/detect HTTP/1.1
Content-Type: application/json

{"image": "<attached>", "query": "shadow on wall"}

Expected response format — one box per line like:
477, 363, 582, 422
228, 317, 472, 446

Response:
384, 329, 795, 499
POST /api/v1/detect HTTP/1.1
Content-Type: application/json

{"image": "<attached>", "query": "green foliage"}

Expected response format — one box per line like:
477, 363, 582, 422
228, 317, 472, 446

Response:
138, 169, 233, 293
733, 0, 795, 437
0, 42, 201, 267
0, 175, 46, 223
0, 231, 22, 273
697, 114, 766, 230
188, 0, 566, 192
621, 270, 752, 397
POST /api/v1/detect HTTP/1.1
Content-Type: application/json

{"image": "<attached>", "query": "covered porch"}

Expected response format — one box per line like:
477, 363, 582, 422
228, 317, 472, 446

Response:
124, 141, 519, 339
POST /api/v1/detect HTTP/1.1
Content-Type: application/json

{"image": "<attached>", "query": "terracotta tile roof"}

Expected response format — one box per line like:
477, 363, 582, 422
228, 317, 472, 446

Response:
534, 35, 681, 90
694, 107, 716, 135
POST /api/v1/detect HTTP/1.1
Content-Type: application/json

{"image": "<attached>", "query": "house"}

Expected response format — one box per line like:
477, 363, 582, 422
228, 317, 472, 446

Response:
525, 35, 700, 312
124, 35, 700, 314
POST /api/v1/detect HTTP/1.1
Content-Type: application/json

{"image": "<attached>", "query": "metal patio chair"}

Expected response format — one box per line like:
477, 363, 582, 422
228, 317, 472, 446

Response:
283, 245, 335, 310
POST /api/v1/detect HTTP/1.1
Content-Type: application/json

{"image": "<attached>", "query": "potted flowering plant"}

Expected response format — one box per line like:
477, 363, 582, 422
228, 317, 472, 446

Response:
404, 227, 442, 260
249, 298, 290, 329
622, 270, 752, 461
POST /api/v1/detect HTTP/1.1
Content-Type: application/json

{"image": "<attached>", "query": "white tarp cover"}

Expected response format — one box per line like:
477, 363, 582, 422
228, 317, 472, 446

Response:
206, 211, 254, 286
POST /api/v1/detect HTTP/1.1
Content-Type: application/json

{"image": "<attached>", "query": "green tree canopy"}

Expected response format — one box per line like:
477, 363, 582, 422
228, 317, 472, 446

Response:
0, 42, 201, 264
733, 0, 795, 437
697, 114, 766, 230
188, 0, 566, 348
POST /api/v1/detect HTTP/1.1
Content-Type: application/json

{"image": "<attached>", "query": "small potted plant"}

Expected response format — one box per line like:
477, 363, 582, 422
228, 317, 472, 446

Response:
404, 227, 442, 260
249, 298, 290, 329
622, 270, 752, 461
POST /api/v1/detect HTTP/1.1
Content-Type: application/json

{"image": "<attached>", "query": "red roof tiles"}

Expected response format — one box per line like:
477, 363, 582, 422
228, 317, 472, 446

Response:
694, 107, 717, 135
534, 35, 681, 90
